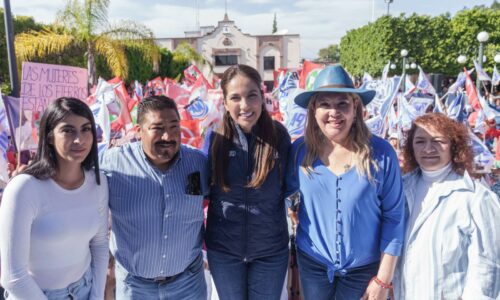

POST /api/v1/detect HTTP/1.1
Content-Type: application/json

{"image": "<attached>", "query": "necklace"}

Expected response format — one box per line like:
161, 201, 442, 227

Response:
343, 152, 354, 172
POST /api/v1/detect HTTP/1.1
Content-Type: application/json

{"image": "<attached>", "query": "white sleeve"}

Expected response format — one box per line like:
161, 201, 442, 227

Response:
462, 188, 500, 300
88, 175, 110, 300
0, 176, 48, 300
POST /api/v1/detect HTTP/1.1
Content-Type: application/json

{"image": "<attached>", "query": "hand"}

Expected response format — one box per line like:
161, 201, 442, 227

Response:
361, 279, 390, 300
287, 207, 299, 234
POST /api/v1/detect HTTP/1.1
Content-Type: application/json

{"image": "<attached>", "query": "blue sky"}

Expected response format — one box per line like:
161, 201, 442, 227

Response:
7, 0, 497, 59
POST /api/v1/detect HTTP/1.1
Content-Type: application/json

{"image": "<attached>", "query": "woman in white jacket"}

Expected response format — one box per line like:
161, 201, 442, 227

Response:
394, 113, 500, 299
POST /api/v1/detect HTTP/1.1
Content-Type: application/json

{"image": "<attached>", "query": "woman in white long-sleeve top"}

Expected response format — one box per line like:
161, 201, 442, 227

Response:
394, 113, 500, 300
0, 97, 109, 300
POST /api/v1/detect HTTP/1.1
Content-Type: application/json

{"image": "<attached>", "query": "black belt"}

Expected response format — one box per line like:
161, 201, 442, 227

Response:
135, 254, 201, 284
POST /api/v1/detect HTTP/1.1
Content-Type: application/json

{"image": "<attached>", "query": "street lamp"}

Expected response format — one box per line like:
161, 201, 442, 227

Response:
495, 53, 500, 64
410, 62, 417, 69
385, 0, 394, 16
401, 49, 408, 91
390, 63, 396, 70
457, 54, 467, 65
477, 31, 489, 90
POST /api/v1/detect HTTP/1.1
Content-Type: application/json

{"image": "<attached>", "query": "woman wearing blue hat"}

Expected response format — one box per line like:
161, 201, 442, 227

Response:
287, 65, 405, 300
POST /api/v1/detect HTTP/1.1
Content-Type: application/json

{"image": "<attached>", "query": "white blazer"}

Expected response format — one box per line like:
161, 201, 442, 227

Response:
394, 169, 500, 300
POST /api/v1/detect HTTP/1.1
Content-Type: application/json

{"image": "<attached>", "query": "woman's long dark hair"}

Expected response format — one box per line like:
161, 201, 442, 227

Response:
23, 97, 101, 184
211, 64, 281, 192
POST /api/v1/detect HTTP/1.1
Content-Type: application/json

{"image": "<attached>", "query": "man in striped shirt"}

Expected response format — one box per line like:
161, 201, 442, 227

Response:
100, 96, 209, 300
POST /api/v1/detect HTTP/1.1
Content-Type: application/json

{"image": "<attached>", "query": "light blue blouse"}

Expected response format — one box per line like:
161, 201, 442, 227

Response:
287, 135, 405, 282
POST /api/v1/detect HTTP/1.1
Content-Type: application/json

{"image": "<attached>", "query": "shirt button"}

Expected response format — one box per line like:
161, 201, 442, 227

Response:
165, 214, 169, 218
162, 254, 166, 258
166, 194, 170, 198
160, 270, 164, 274
337, 209, 341, 213
164, 235, 168, 239
337, 220, 342, 224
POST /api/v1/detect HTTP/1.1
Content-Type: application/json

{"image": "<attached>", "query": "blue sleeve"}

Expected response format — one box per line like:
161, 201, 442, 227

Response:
201, 127, 214, 155
284, 138, 303, 205
376, 139, 405, 256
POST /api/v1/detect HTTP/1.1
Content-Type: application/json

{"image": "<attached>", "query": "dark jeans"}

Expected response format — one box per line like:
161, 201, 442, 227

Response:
207, 248, 289, 300
297, 249, 379, 300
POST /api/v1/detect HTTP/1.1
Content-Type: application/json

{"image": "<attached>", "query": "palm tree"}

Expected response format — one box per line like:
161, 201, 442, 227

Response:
15, 0, 160, 88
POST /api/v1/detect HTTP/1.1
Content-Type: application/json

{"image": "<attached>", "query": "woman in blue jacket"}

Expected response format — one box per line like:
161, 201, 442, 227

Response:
205, 64, 291, 300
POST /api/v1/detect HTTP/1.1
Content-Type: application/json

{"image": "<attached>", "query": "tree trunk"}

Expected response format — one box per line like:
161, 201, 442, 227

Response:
87, 42, 97, 92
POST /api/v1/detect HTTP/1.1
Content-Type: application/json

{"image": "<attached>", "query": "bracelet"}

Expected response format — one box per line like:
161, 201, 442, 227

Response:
371, 276, 393, 289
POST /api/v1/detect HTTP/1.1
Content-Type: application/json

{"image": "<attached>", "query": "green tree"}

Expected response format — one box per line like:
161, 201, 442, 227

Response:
492, 0, 500, 10
272, 13, 277, 34
0, 8, 45, 93
14, 0, 160, 88
317, 44, 341, 63
339, 6, 499, 77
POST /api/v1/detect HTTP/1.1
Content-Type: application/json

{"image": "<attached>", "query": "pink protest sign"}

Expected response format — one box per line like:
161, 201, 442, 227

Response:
18, 62, 88, 150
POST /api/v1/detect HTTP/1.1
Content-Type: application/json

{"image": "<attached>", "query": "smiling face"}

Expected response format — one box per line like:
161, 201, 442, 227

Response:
137, 108, 181, 171
223, 74, 264, 133
412, 123, 452, 171
51, 113, 93, 166
313, 92, 358, 144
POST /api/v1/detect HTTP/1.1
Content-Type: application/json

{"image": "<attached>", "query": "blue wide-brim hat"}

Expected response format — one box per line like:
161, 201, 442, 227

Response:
294, 64, 376, 108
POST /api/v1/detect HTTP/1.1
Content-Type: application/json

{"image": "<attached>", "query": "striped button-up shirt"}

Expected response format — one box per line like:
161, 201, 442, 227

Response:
394, 169, 500, 300
100, 142, 208, 278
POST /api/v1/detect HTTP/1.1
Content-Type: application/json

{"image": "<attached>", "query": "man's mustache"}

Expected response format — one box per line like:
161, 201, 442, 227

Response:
155, 141, 177, 146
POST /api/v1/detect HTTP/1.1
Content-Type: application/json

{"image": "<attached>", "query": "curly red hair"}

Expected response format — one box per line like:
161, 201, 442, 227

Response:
402, 113, 473, 175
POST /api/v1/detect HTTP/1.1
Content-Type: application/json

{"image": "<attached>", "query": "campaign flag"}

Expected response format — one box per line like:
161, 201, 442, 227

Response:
410, 95, 434, 115
478, 94, 499, 120
273, 68, 288, 90
364, 76, 402, 119
381, 61, 390, 81
472, 109, 487, 134
469, 130, 494, 172
284, 103, 307, 140
464, 68, 481, 111
362, 72, 373, 83
107, 77, 133, 131
399, 95, 419, 131
366, 115, 385, 137
299, 60, 323, 89
492, 66, 500, 85
184, 65, 213, 90
473, 60, 491, 81
164, 80, 190, 107
445, 92, 466, 122
416, 66, 436, 95
433, 94, 445, 114
448, 72, 465, 94
404, 75, 416, 96
304, 67, 323, 91
133, 80, 143, 99
180, 119, 202, 149
90, 78, 119, 142
387, 104, 398, 136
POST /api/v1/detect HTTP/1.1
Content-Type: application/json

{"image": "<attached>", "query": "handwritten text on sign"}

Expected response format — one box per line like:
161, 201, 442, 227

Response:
20, 62, 88, 112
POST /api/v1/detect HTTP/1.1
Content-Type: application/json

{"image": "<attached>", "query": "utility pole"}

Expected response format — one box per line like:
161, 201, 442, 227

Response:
3, 0, 19, 97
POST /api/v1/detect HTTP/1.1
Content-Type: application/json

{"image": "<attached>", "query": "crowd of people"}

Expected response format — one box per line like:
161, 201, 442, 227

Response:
0, 64, 499, 300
